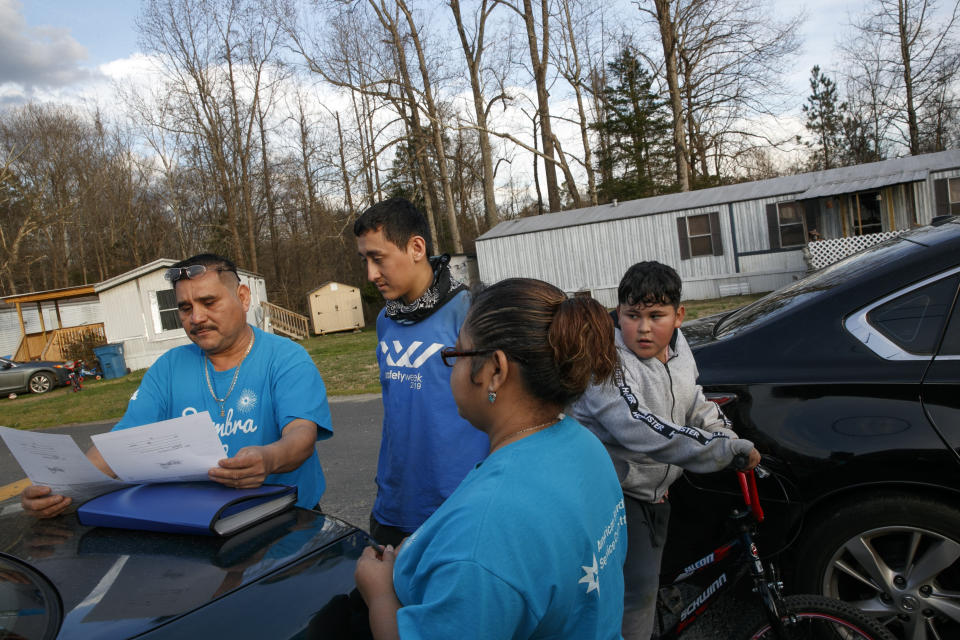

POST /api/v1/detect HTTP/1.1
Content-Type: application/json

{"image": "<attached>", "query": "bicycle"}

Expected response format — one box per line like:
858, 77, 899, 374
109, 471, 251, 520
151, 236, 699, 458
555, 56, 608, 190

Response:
652, 464, 896, 639
65, 359, 84, 392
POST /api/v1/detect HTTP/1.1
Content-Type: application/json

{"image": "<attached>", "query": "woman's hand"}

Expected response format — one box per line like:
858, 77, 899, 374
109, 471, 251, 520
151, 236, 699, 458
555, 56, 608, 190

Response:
355, 544, 401, 640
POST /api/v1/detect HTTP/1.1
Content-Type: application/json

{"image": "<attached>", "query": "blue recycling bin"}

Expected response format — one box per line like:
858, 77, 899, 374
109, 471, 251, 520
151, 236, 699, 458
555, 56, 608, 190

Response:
93, 343, 127, 380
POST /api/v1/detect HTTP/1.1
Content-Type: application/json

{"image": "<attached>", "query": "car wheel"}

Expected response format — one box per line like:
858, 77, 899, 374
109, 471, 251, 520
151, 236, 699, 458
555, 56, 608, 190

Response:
28, 372, 56, 394
796, 494, 960, 640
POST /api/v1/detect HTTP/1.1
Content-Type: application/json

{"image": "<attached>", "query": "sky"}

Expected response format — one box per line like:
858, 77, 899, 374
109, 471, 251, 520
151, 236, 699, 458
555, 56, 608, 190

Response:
1, 0, 866, 107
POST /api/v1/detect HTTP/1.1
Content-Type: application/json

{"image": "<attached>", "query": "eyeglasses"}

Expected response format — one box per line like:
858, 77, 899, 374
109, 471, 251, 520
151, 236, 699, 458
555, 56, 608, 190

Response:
164, 264, 238, 282
440, 347, 493, 367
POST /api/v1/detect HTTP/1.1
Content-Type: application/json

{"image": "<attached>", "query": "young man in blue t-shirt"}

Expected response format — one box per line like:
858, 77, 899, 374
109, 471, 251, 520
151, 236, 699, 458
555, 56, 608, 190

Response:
355, 198, 488, 546
22, 253, 332, 516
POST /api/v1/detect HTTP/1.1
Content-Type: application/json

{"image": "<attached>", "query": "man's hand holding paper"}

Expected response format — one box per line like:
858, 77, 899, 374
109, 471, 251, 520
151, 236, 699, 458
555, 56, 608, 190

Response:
91, 412, 225, 484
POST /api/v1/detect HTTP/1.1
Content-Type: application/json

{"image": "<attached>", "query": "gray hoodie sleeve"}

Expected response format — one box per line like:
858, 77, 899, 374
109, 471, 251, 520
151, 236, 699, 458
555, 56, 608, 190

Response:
686, 365, 736, 436
570, 366, 753, 474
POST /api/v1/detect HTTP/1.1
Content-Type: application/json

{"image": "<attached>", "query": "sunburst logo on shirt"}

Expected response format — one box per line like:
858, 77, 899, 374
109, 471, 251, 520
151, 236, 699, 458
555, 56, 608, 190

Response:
237, 389, 257, 413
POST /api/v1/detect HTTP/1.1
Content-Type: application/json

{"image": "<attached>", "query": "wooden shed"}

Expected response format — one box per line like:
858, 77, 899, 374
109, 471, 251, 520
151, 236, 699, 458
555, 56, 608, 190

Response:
306, 282, 365, 335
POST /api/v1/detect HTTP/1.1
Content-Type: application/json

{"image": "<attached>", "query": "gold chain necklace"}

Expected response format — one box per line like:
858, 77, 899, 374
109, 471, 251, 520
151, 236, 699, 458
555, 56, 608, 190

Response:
492, 416, 560, 451
204, 332, 255, 417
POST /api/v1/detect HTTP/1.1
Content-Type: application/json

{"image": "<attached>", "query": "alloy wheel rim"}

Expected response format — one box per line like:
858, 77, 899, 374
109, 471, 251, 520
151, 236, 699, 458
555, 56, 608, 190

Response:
821, 525, 960, 640
30, 376, 51, 393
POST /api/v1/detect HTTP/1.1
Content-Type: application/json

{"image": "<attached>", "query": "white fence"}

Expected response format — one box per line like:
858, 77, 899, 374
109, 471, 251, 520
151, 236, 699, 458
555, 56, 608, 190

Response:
807, 231, 908, 270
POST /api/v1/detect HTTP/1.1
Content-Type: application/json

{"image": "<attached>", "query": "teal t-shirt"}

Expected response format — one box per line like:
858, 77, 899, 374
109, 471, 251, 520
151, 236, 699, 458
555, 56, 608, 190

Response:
113, 326, 332, 507
393, 416, 627, 639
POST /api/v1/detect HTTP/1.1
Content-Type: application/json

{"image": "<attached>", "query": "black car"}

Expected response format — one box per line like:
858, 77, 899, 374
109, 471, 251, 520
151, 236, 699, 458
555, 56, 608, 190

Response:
0, 507, 370, 639
665, 217, 960, 640
0, 357, 70, 395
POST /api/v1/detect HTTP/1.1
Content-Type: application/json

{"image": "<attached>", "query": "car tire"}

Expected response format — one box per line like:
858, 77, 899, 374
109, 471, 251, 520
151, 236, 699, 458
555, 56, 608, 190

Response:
28, 372, 56, 394
795, 493, 960, 640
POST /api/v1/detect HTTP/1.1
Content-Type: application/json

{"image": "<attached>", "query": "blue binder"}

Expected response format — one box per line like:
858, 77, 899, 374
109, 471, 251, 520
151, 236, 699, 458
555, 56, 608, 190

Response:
77, 482, 298, 536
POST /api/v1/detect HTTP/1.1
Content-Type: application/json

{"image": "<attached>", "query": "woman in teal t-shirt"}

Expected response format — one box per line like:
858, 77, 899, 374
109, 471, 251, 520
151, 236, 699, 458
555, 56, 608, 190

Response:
355, 278, 627, 640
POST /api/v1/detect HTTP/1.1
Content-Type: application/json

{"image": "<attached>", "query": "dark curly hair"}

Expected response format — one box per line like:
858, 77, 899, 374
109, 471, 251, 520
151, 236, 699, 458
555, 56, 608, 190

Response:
464, 278, 617, 406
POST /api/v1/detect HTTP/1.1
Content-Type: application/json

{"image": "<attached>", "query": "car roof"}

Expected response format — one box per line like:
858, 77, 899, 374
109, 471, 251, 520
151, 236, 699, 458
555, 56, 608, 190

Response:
0, 508, 358, 638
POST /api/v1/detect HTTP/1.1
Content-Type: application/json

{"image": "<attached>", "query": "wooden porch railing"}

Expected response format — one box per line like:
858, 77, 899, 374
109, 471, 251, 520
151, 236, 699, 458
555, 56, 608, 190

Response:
44, 324, 107, 361
13, 323, 106, 362
261, 301, 309, 340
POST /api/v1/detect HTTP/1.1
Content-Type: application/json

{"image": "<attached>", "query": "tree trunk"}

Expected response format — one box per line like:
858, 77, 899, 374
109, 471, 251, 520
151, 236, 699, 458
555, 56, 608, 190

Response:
398, 0, 463, 253
653, 0, 690, 191
450, 0, 499, 228
898, 1, 921, 154
559, 0, 597, 206
522, 0, 562, 211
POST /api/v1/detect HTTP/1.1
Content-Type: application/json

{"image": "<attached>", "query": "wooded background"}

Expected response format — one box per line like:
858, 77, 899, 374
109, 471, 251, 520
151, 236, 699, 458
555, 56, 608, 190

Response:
1, 0, 958, 314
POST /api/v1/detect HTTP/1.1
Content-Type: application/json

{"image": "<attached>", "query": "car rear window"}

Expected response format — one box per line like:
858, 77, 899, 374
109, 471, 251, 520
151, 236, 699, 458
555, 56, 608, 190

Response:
715, 238, 919, 337
866, 275, 960, 355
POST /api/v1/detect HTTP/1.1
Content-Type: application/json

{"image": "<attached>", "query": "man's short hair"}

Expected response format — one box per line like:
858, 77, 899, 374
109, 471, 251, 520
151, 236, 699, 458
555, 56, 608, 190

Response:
353, 197, 434, 257
618, 261, 682, 308
169, 253, 240, 288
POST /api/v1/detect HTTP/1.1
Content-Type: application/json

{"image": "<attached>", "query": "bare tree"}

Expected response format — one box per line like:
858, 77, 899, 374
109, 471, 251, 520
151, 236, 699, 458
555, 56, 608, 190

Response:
638, 0, 801, 185
138, 0, 289, 270
505, 0, 563, 211
843, 0, 960, 155
647, 0, 690, 190
396, 0, 463, 253
449, 0, 501, 227
553, 0, 601, 205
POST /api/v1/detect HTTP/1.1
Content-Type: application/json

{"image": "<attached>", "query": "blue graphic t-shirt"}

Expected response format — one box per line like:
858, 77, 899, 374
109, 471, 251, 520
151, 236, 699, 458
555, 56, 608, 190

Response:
114, 326, 333, 508
393, 416, 627, 639
374, 289, 489, 531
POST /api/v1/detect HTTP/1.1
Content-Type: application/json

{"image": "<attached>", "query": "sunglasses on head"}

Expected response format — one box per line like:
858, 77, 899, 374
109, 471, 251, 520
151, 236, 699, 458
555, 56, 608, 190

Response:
163, 264, 238, 282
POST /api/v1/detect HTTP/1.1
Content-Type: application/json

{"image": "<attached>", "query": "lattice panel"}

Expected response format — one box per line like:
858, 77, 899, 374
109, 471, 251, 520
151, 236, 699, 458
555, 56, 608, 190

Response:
808, 231, 907, 270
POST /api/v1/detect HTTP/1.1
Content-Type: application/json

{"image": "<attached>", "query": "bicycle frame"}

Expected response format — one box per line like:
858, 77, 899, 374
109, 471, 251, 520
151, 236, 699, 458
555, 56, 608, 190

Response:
655, 469, 791, 639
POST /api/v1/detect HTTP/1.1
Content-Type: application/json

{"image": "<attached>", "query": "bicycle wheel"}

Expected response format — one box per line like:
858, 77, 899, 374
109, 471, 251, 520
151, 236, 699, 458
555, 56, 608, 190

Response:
738, 594, 896, 640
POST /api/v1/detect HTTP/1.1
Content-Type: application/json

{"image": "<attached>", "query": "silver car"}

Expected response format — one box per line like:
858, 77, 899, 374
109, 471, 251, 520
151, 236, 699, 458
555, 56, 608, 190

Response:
0, 357, 69, 395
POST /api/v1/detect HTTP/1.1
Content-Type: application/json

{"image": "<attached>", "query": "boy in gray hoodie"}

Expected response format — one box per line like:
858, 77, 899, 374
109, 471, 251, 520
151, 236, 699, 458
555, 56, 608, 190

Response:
569, 261, 760, 640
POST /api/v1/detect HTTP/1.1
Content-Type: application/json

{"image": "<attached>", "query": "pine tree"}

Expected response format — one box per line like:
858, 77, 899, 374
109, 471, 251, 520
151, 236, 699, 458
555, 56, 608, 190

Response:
801, 66, 847, 170
592, 48, 674, 201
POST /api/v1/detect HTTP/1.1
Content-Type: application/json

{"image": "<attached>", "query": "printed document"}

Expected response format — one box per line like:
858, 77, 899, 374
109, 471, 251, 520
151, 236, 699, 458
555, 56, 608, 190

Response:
1, 412, 226, 493
0, 426, 124, 500
91, 412, 226, 483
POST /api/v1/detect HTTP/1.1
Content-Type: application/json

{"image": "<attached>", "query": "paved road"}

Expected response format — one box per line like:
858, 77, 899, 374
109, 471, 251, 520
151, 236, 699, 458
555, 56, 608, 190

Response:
1, 394, 739, 638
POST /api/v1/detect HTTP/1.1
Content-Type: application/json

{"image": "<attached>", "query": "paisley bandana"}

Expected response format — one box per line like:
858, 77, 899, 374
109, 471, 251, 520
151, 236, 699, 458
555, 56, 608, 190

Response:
384, 254, 467, 325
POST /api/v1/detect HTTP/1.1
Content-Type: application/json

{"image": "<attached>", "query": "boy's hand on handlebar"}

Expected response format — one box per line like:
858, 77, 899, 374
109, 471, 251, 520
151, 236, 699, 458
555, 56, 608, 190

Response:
732, 448, 763, 471
743, 448, 762, 470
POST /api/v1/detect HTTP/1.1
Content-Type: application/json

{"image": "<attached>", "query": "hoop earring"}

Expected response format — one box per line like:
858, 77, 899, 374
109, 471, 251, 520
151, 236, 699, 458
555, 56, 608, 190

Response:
488, 391, 497, 404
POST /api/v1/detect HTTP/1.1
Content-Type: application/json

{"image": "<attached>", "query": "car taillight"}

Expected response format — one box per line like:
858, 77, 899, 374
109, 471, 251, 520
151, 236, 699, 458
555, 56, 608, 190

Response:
705, 392, 738, 407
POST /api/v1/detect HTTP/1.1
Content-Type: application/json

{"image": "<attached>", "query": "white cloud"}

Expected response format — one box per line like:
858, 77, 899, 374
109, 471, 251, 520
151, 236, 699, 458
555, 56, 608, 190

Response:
0, 0, 97, 98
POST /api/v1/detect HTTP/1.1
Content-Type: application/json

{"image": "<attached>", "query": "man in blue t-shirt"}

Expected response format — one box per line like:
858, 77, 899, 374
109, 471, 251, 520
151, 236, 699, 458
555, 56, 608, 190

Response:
22, 253, 332, 516
355, 198, 488, 546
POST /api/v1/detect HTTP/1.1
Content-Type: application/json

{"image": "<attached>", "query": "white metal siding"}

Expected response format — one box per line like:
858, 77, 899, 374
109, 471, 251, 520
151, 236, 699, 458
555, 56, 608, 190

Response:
478, 205, 736, 292
101, 270, 268, 371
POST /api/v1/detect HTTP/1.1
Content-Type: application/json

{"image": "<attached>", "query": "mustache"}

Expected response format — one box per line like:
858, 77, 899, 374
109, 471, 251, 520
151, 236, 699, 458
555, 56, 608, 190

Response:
190, 324, 217, 335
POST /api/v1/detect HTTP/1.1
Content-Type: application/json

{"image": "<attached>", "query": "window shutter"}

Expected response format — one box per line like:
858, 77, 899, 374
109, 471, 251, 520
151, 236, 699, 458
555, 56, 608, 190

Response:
933, 179, 949, 217
766, 203, 781, 250
677, 217, 690, 260
709, 211, 723, 256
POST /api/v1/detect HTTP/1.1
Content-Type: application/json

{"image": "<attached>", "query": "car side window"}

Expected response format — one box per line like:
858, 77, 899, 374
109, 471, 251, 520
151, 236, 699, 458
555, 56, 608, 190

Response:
867, 275, 960, 355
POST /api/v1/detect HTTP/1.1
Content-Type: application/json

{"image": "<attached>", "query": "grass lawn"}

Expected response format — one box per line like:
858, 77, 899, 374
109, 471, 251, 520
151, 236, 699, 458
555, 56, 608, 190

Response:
0, 293, 765, 430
